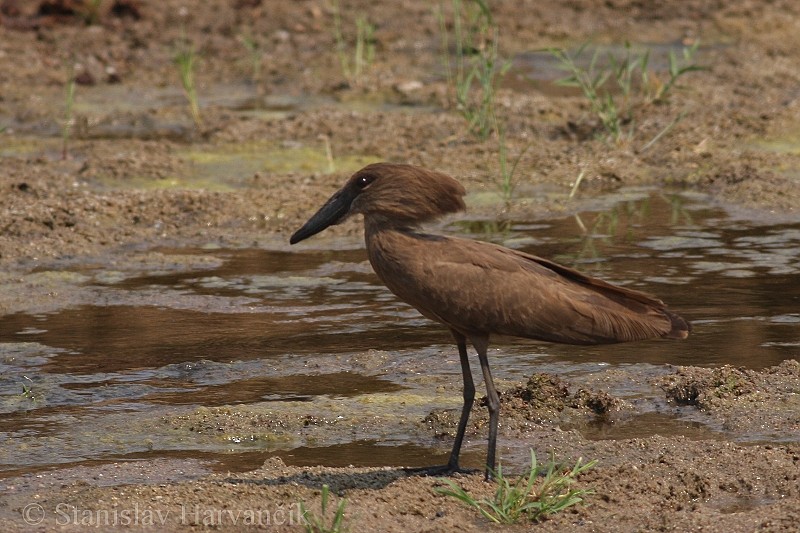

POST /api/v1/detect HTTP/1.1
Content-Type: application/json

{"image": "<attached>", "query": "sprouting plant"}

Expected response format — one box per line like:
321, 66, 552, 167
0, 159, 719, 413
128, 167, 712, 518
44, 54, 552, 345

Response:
238, 30, 262, 84
79, 0, 104, 25
62, 62, 77, 160
173, 33, 203, 130
299, 484, 348, 533
332, 2, 375, 85
353, 15, 375, 77
549, 41, 704, 147
20, 376, 35, 400
437, 1, 521, 200
437, 450, 596, 524
437, 0, 509, 140
495, 116, 531, 204
648, 40, 705, 102
320, 134, 336, 173
549, 44, 627, 141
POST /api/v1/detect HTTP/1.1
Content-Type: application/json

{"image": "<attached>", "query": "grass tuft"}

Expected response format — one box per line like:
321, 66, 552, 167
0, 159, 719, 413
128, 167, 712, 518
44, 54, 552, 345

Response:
437, 0, 509, 140
61, 62, 77, 160
549, 41, 704, 147
495, 116, 531, 204
238, 29, 263, 86
173, 31, 203, 131
437, 450, 596, 524
299, 484, 348, 533
332, 2, 376, 85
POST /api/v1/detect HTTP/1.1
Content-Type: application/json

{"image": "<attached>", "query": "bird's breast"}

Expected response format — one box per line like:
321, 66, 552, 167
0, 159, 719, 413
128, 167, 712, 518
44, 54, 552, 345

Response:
364, 228, 447, 320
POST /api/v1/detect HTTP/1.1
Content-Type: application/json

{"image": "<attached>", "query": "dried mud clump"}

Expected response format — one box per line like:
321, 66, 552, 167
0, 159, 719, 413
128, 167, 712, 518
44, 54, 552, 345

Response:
656, 360, 800, 410
421, 407, 462, 438
657, 365, 758, 408
655, 360, 800, 437
499, 373, 624, 419
423, 373, 625, 437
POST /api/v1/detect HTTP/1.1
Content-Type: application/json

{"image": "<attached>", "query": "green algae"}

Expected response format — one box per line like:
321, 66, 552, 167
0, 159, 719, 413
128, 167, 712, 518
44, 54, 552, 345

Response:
179, 140, 380, 188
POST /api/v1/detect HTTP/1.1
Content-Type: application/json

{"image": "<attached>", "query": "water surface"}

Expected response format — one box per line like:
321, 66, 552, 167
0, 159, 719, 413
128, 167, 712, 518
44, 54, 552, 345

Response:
1, 190, 798, 480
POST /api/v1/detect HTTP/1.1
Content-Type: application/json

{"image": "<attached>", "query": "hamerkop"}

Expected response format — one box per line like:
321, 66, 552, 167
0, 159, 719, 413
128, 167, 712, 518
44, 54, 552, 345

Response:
290, 163, 690, 480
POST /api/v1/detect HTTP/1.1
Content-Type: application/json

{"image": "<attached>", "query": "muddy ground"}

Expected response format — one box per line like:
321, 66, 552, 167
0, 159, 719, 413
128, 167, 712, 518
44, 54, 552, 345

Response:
1, 0, 799, 531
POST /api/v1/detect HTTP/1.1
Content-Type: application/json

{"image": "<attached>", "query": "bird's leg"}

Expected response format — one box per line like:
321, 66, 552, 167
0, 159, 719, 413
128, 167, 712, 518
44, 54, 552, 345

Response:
404, 332, 476, 478
472, 335, 499, 481
447, 333, 475, 471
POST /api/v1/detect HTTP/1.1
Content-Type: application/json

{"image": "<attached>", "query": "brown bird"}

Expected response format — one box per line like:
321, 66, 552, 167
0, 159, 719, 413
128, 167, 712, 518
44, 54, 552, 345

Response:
290, 163, 690, 479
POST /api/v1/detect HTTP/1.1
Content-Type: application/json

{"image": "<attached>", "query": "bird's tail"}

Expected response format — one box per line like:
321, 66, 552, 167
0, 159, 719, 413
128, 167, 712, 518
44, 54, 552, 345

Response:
661, 308, 691, 339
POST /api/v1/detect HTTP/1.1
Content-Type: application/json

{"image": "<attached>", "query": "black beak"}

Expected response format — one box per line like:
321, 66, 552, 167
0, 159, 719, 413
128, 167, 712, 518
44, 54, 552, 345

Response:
290, 187, 358, 244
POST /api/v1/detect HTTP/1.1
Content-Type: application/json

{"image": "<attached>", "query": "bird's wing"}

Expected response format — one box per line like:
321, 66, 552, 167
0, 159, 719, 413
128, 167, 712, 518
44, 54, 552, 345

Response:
396, 235, 688, 345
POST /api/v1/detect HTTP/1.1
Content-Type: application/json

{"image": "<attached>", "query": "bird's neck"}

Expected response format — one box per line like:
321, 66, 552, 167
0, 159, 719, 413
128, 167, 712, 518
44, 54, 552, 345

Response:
362, 216, 441, 309
362, 216, 424, 278
363, 215, 417, 240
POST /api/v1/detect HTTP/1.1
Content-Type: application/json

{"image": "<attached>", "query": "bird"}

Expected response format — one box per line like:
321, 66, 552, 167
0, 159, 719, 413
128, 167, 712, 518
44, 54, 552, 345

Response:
290, 162, 690, 480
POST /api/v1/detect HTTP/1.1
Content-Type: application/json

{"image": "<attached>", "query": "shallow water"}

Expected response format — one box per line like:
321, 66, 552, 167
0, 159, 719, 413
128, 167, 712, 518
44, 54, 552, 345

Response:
1, 190, 798, 481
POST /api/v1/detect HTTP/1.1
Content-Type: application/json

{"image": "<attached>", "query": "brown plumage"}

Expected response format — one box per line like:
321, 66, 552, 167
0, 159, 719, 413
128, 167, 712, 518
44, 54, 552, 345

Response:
291, 162, 690, 479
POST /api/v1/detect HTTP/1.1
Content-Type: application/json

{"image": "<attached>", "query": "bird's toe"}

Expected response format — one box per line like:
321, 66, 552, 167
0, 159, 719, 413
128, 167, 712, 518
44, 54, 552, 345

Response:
403, 464, 478, 477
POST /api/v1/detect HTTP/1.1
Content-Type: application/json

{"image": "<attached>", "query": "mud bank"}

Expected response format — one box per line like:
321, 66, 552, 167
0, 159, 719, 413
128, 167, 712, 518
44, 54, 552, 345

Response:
1, 1, 799, 531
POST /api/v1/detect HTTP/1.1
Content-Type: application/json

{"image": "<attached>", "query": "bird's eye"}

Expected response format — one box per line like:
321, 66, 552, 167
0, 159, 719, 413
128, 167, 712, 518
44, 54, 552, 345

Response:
356, 175, 374, 189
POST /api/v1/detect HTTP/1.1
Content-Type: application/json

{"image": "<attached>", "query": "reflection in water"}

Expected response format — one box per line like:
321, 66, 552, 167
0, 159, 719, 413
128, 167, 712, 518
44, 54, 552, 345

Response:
0, 190, 798, 478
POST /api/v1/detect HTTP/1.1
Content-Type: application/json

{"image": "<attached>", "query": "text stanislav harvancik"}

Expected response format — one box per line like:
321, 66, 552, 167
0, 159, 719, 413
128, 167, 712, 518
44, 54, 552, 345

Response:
51, 502, 305, 527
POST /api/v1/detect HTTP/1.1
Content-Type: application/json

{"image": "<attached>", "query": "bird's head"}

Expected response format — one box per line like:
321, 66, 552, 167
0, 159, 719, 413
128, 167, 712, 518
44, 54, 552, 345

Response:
290, 163, 466, 244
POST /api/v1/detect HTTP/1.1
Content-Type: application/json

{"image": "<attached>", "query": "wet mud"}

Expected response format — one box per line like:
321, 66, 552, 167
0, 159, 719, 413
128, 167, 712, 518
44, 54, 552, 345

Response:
1, 1, 799, 531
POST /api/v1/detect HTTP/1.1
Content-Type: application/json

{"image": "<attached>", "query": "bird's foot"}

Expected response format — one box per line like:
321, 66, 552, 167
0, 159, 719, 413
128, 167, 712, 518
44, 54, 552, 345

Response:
402, 463, 477, 477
